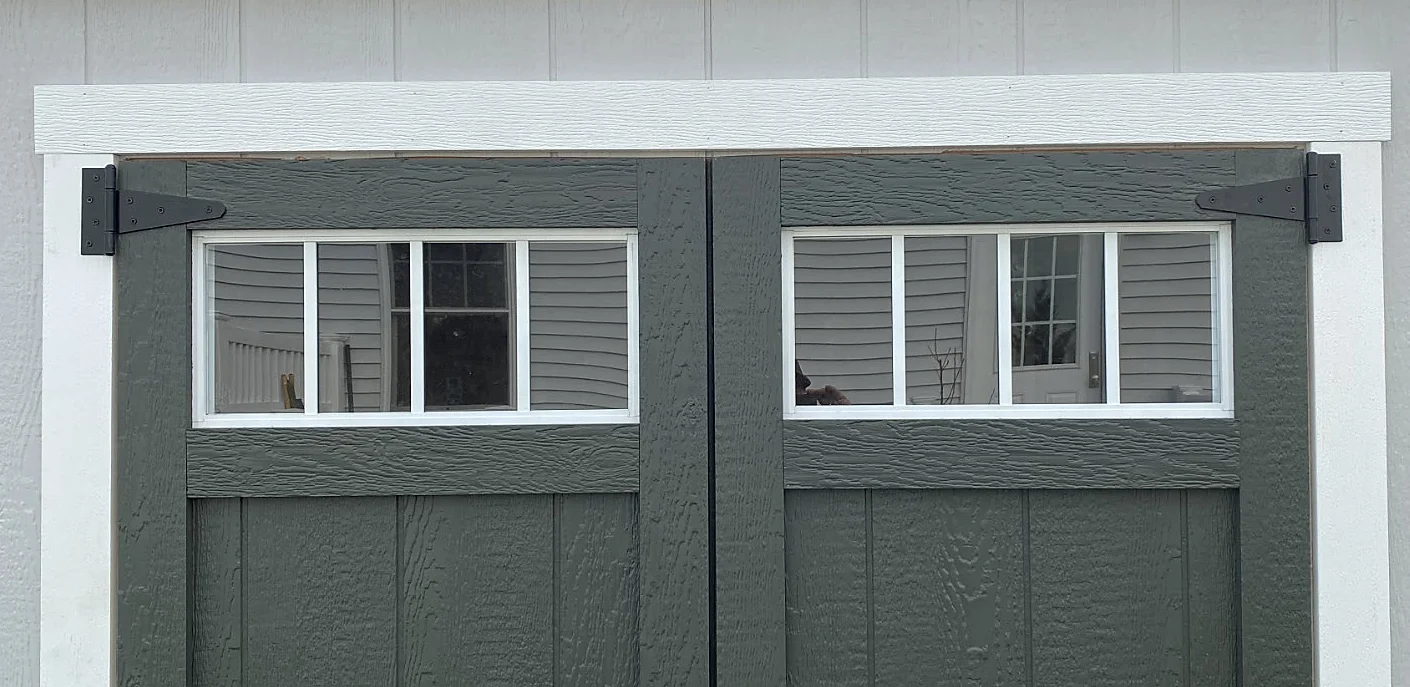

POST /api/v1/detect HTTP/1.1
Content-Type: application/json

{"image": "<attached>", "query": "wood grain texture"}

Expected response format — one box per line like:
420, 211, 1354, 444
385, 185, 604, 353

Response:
871, 490, 1027, 686
1232, 149, 1312, 685
1028, 490, 1186, 685
553, 0, 706, 80
191, 498, 242, 687
636, 158, 711, 687
186, 158, 638, 230
1021, 0, 1175, 74
711, 156, 787, 685
782, 491, 870, 686
780, 151, 1236, 226
238, 0, 394, 81
243, 497, 397, 687
784, 419, 1239, 489
1185, 490, 1239, 685
399, 495, 553, 686
186, 425, 639, 497
710, 0, 861, 78
114, 160, 190, 686
556, 494, 640, 687
32, 74, 1393, 154
84, 0, 239, 84
396, 0, 550, 80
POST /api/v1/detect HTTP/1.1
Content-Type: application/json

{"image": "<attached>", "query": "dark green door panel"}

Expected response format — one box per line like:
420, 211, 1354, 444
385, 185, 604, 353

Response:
713, 151, 1310, 686
117, 158, 708, 687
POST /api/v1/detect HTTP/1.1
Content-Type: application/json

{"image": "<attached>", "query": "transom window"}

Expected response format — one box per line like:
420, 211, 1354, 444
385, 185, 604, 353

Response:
785, 222, 1232, 419
193, 229, 638, 428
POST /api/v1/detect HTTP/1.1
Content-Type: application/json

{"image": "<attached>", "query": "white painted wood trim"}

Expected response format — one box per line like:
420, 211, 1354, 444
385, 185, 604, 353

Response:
1102, 232, 1122, 404
514, 240, 530, 411
40, 153, 115, 687
1307, 141, 1391, 687
890, 235, 906, 406
409, 241, 425, 414
996, 234, 1013, 406
302, 241, 318, 415
33, 72, 1390, 155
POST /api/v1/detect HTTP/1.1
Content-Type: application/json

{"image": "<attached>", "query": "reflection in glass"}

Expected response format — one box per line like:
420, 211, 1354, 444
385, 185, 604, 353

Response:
423, 242, 513, 410
905, 235, 999, 405
208, 243, 305, 413
1010, 234, 1104, 404
530, 242, 629, 410
793, 237, 892, 405
1119, 232, 1218, 403
318, 243, 410, 412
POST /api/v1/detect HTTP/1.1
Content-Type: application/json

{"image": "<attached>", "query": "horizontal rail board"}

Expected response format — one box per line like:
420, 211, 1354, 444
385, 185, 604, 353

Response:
784, 419, 1238, 489
187, 425, 639, 497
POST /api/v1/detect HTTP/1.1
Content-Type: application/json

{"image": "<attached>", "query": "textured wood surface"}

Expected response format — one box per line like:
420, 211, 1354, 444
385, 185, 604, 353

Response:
186, 158, 638, 230
784, 419, 1239, 489
190, 498, 242, 686
872, 490, 1028, 686
556, 494, 641, 686
399, 495, 554, 686
783, 491, 870, 686
186, 425, 639, 497
114, 160, 190, 686
1232, 149, 1313, 685
636, 159, 711, 686
243, 497, 397, 687
780, 151, 1235, 226
1185, 490, 1239, 684
1029, 490, 1185, 685
712, 156, 788, 686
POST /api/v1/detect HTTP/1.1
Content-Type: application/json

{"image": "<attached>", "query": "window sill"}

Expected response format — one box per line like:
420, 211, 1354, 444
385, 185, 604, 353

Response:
785, 403, 1233, 421
192, 408, 638, 429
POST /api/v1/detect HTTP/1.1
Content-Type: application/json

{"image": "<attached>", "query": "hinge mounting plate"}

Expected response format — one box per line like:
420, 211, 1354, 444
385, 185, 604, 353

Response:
1195, 152, 1342, 244
81, 164, 228, 256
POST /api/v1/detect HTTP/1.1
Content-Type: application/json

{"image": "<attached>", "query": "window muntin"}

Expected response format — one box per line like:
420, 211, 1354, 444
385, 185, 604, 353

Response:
193, 229, 638, 428
784, 223, 1232, 419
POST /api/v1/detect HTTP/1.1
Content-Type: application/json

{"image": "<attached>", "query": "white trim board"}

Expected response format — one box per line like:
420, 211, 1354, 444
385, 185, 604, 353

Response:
37, 74, 1392, 687
33, 72, 1390, 155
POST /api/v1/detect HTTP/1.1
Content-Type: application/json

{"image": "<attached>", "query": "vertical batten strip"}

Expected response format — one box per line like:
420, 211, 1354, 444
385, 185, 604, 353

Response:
302, 241, 318, 415
891, 235, 906, 406
410, 241, 425, 413
626, 235, 641, 418
997, 233, 1013, 405
515, 240, 531, 411
1103, 233, 1121, 404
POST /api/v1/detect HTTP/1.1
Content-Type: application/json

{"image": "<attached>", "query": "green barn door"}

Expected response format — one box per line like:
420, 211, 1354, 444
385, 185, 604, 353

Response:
113, 159, 710, 686
711, 152, 1312, 686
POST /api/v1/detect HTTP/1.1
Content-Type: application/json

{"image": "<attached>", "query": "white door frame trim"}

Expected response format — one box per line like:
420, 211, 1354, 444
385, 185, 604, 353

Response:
37, 72, 1392, 687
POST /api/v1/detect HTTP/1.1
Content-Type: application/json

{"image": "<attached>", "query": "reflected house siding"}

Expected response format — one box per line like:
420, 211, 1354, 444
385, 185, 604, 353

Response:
904, 236, 971, 404
793, 238, 894, 404
317, 243, 392, 412
529, 243, 630, 410
1118, 234, 1217, 403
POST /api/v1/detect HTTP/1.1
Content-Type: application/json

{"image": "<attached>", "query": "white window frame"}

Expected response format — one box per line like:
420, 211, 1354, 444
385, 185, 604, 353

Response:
36, 73, 1392, 687
192, 228, 640, 428
783, 221, 1234, 420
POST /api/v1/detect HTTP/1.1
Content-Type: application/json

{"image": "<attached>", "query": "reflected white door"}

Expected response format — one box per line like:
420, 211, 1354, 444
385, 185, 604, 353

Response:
1010, 234, 1104, 404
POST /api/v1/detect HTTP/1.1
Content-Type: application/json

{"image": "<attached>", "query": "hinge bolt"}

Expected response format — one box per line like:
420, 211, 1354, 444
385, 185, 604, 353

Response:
125, 197, 133, 204
1257, 196, 1265, 203
84, 196, 93, 204
157, 206, 166, 214
205, 206, 214, 214
1330, 205, 1338, 213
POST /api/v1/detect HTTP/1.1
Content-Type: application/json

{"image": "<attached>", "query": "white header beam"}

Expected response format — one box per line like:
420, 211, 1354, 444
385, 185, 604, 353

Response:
34, 72, 1390, 155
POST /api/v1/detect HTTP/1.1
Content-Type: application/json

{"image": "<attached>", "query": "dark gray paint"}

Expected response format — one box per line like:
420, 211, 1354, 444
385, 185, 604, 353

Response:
555, 494, 641, 686
115, 161, 190, 687
725, 151, 1308, 686
636, 159, 711, 687
785, 419, 1239, 489
1230, 150, 1312, 684
191, 498, 241, 685
711, 156, 788, 686
187, 425, 640, 497
187, 158, 638, 229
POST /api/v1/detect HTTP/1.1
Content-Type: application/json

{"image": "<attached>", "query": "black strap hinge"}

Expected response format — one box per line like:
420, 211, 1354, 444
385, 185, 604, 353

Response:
1195, 152, 1342, 244
81, 164, 228, 256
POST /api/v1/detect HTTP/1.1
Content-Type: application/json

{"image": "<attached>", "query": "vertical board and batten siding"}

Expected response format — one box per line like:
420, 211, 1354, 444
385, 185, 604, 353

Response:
119, 158, 711, 687
7, 1, 1404, 685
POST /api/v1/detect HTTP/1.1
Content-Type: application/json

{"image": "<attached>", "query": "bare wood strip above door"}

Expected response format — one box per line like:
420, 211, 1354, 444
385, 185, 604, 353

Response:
186, 425, 640, 497
784, 419, 1239, 489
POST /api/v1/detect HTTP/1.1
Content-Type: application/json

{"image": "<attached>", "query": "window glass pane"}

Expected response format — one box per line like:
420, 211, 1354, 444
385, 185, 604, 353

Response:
529, 242, 629, 410
794, 237, 892, 406
904, 235, 999, 405
317, 242, 410, 413
1119, 232, 1218, 403
207, 243, 305, 414
424, 242, 514, 411
1010, 233, 1104, 404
